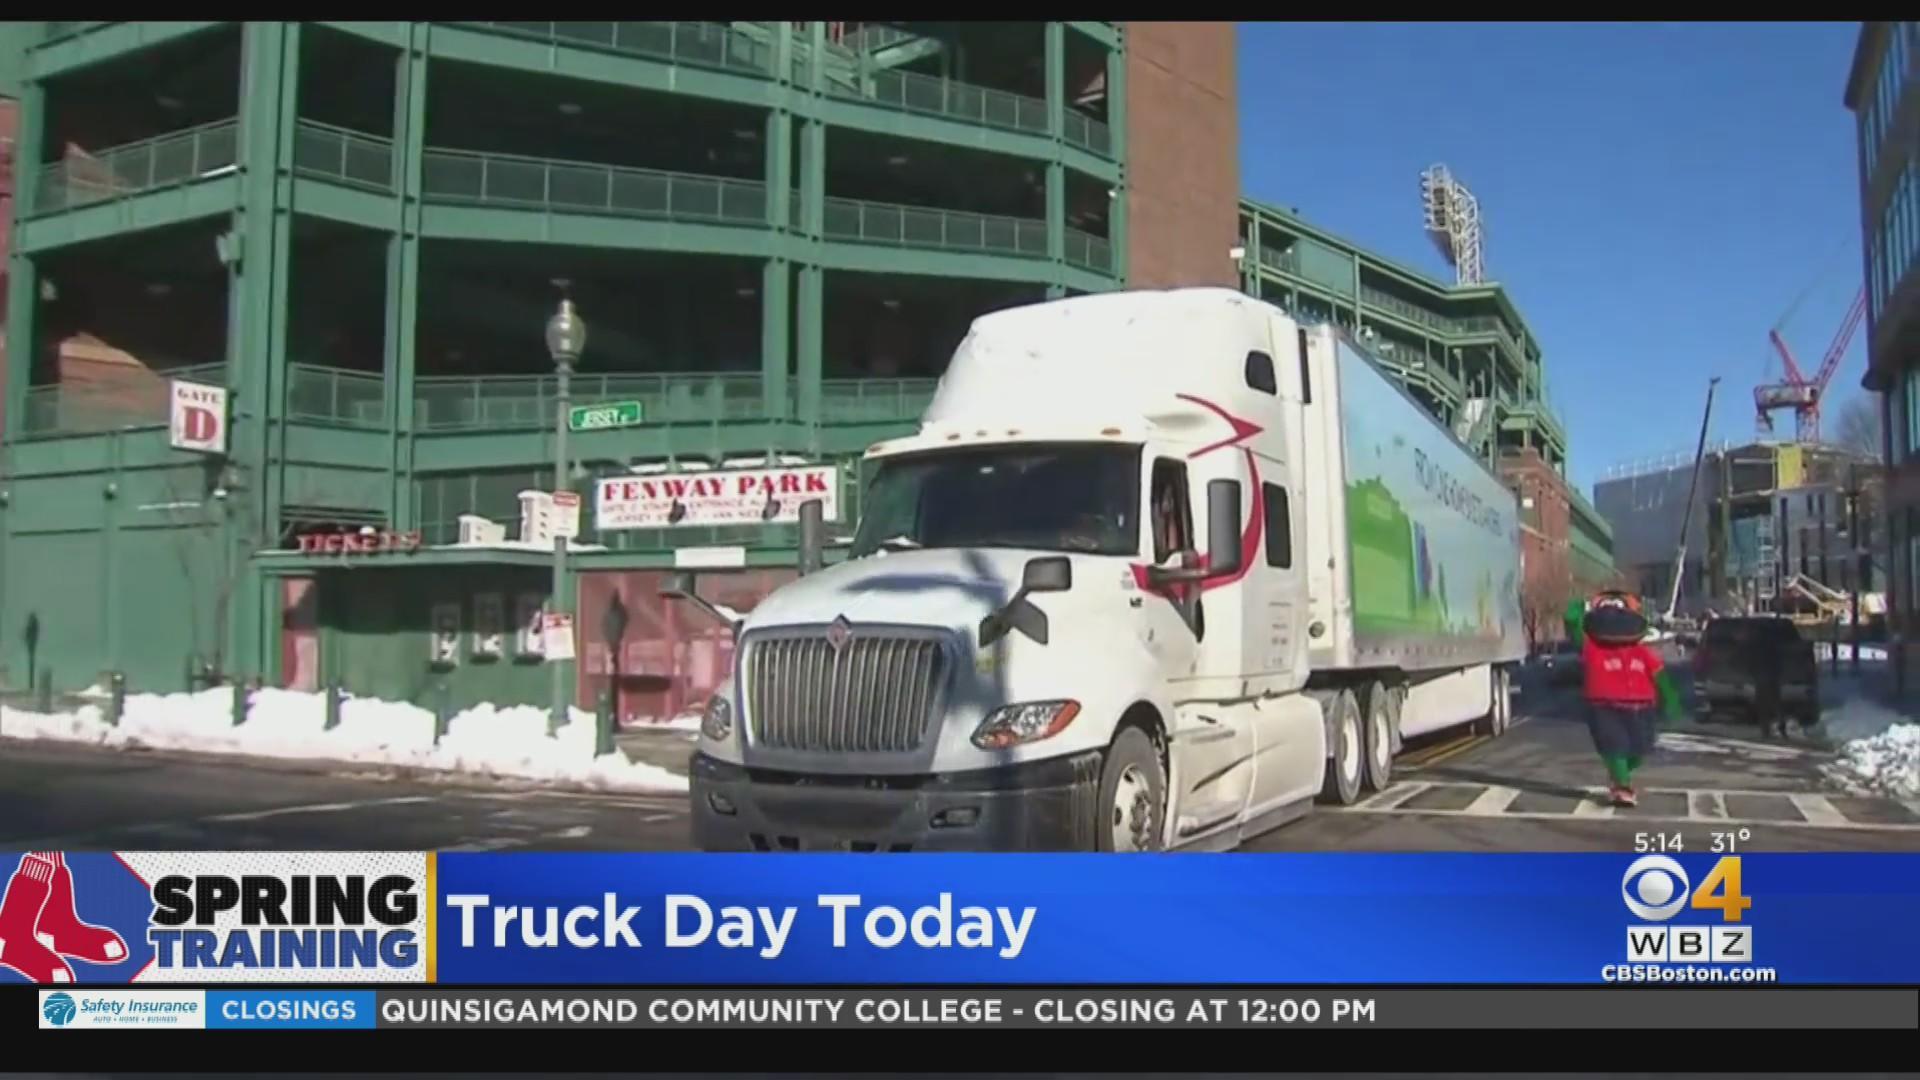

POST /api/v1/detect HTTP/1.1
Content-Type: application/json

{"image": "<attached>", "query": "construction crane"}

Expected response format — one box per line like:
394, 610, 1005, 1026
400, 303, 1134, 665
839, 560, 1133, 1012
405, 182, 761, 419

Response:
1752, 287, 1866, 443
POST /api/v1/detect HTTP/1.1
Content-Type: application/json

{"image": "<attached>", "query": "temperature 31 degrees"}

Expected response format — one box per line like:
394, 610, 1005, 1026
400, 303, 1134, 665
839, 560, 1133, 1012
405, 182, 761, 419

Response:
1711, 828, 1752, 854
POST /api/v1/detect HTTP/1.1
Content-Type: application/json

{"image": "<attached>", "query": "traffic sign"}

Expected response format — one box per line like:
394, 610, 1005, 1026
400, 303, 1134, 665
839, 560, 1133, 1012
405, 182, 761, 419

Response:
551, 491, 581, 539
568, 400, 643, 432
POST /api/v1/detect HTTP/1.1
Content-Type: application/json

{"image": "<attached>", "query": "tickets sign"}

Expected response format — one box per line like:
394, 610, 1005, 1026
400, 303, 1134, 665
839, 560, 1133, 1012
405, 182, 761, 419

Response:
596, 466, 839, 531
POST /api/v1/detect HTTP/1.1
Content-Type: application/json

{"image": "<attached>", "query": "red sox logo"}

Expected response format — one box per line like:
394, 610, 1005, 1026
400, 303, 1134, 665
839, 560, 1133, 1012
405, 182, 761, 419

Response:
0, 853, 129, 984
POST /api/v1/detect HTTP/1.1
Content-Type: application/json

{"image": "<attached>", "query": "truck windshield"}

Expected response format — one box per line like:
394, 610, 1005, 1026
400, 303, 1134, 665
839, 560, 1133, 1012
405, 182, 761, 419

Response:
851, 444, 1141, 558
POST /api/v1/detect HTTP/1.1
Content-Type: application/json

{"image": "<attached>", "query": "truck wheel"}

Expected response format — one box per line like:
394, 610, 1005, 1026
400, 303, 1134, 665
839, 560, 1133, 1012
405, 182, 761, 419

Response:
1096, 727, 1166, 852
1361, 681, 1396, 793
1318, 689, 1364, 806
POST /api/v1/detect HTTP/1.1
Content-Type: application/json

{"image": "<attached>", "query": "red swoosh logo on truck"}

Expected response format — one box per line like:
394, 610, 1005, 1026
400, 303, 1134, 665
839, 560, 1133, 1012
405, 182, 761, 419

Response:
1130, 394, 1265, 597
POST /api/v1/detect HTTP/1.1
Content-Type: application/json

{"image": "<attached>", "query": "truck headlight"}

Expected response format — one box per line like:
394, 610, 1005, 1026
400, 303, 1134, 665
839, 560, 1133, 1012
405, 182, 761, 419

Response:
701, 695, 734, 741
971, 700, 1080, 750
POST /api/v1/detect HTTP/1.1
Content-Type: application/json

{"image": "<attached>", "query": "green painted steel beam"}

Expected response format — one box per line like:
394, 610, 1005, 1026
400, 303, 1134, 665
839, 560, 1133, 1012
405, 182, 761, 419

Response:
429, 23, 779, 110
316, 21, 409, 47
283, 426, 393, 470
1067, 21, 1120, 49
287, 179, 394, 231
13, 177, 240, 254
416, 204, 780, 258
411, 422, 800, 472
26, 21, 226, 79
813, 241, 1110, 290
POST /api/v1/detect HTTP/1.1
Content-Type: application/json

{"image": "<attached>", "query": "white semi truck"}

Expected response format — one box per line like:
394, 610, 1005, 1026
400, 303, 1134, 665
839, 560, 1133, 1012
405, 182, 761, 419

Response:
668, 287, 1525, 851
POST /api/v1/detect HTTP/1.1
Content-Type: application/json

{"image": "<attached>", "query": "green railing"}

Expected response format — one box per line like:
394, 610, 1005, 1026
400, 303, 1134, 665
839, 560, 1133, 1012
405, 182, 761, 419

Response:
291, 121, 395, 191
1064, 228, 1114, 274
1061, 111, 1112, 156
18, 363, 225, 439
460, 21, 772, 77
413, 372, 766, 432
1457, 315, 1525, 361
285, 364, 389, 428
421, 147, 767, 224
34, 119, 239, 215
818, 378, 937, 422
1359, 284, 1457, 336
822, 195, 1047, 258
835, 67, 1049, 137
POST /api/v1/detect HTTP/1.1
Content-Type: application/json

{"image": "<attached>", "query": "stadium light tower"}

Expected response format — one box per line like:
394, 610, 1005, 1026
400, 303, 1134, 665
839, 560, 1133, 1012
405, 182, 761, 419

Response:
1420, 164, 1486, 286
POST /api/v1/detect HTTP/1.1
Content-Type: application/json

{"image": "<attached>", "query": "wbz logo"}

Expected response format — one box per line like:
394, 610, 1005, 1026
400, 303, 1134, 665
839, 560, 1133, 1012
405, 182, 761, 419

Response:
1622, 855, 1754, 964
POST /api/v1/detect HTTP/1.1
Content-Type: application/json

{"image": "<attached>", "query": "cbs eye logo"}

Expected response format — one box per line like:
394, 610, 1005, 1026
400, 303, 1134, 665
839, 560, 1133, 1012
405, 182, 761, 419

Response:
1621, 854, 1752, 923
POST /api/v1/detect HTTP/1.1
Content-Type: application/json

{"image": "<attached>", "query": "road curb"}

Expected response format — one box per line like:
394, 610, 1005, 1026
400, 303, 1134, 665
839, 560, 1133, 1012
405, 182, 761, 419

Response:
0, 733, 688, 800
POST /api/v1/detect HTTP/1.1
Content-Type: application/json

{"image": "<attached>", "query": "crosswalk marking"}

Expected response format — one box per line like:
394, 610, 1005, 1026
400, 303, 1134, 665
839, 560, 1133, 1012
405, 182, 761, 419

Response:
1343, 780, 1920, 831
1788, 793, 1850, 827
1464, 785, 1522, 815
1363, 782, 1431, 810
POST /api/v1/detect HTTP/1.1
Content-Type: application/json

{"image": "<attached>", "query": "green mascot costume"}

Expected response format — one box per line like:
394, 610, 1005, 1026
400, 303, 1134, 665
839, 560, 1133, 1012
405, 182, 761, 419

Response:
1564, 592, 1685, 807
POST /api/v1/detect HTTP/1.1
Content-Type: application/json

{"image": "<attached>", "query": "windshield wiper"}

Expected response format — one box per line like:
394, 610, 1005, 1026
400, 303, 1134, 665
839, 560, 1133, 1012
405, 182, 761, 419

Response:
877, 535, 923, 551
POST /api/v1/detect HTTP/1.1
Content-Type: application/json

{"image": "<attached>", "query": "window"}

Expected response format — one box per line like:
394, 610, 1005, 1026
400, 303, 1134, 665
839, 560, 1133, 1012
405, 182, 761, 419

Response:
1245, 350, 1276, 395
1263, 482, 1293, 568
1296, 328, 1312, 403
1149, 458, 1194, 565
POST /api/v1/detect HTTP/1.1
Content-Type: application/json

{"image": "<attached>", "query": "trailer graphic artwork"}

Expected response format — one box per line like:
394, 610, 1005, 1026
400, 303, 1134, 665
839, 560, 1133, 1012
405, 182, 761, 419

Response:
1337, 341, 1521, 644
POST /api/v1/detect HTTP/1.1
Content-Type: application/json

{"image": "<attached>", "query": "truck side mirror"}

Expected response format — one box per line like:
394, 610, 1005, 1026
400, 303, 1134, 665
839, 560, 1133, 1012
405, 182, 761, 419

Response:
798, 499, 825, 577
1205, 478, 1243, 578
981, 555, 1073, 648
1022, 555, 1072, 594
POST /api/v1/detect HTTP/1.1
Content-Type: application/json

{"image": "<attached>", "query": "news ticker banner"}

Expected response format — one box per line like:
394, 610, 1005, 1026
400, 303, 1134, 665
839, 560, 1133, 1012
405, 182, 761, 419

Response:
2, 851, 1917, 986
33, 988, 1920, 1031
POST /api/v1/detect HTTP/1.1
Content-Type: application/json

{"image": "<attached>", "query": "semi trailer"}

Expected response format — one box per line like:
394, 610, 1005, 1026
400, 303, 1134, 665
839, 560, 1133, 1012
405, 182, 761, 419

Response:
668, 287, 1525, 851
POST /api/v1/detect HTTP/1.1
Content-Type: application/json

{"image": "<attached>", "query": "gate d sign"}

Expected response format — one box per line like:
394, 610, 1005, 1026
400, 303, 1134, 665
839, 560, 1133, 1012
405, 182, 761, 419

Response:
568, 400, 643, 433
170, 380, 230, 455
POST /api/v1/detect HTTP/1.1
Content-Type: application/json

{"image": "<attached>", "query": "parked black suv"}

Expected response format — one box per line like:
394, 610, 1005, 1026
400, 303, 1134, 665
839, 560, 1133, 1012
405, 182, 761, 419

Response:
1692, 616, 1819, 728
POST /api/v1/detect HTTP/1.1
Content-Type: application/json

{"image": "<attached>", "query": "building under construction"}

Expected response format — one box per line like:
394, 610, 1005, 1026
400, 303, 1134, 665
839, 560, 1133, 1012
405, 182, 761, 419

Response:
1594, 439, 1887, 626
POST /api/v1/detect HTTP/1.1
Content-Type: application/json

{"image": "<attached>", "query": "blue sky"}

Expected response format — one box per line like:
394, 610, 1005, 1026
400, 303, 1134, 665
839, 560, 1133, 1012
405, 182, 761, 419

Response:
1236, 21, 1867, 497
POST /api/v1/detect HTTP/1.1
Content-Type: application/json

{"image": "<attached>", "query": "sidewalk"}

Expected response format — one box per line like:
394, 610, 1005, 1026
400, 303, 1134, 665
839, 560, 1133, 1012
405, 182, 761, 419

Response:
615, 723, 698, 778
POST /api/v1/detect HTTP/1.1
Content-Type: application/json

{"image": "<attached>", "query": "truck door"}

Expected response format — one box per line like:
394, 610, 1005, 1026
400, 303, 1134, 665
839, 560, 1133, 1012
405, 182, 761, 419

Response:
1144, 454, 1255, 835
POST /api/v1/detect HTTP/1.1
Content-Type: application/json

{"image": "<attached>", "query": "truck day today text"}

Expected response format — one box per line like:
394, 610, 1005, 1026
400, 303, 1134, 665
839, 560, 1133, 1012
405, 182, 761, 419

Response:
444, 892, 1037, 960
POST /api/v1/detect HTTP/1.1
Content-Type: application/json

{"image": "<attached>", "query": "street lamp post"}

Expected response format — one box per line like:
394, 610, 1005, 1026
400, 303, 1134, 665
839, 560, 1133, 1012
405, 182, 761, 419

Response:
546, 293, 587, 737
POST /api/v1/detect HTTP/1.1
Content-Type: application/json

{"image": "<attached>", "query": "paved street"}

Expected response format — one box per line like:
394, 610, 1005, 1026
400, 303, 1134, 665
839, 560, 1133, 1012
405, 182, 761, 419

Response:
1, 676, 1915, 853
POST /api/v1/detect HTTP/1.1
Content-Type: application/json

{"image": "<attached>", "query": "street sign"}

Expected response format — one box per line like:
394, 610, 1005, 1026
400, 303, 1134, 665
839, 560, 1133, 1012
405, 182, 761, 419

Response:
551, 491, 581, 539
542, 612, 576, 661
568, 400, 643, 432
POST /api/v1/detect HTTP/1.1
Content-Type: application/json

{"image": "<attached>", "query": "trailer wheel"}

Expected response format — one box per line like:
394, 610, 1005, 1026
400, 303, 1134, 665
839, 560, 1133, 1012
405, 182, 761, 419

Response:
1318, 689, 1365, 806
1361, 681, 1396, 793
1096, 727, 1166, 852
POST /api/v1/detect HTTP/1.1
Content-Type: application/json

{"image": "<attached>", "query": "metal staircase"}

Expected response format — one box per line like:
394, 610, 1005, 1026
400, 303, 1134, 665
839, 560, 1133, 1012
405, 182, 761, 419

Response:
1453, 396, 1495, 458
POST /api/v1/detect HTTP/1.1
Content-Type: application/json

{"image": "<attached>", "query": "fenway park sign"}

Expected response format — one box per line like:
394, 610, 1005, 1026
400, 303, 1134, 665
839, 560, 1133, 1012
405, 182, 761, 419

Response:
596, 465, 840, 531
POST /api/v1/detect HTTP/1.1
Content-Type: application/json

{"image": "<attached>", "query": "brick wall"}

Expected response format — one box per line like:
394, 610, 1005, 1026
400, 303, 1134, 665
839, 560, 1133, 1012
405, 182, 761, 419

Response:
1501, 448, 1575, 646
1123, 22, 1239, 290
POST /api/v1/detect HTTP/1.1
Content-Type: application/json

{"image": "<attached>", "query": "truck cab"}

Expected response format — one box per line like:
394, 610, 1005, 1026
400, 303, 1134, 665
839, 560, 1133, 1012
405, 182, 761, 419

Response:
672, 288, 1521, 851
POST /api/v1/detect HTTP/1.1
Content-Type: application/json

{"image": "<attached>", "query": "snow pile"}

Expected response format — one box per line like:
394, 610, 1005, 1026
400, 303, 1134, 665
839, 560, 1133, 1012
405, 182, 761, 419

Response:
0, 688, 685, 793
1824, 723, 1920, 799
1816, 693, 1920, 799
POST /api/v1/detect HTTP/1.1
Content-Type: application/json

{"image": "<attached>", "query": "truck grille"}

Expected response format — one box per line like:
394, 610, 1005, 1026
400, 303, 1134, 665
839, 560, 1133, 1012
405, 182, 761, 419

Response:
744, 632, 949, 753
